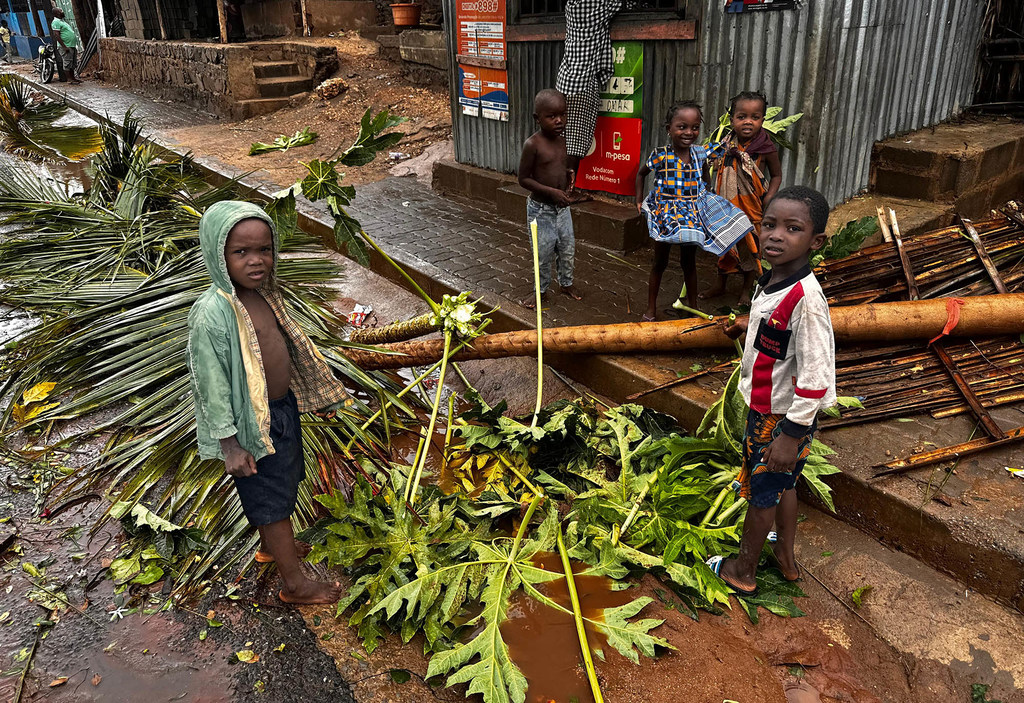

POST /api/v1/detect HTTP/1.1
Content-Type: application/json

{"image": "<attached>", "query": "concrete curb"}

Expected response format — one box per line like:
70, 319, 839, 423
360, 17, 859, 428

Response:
17, 74, 1024, 610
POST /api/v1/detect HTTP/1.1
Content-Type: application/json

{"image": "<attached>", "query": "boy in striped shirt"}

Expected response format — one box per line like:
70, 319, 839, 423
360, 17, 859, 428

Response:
709, 186, 836, 596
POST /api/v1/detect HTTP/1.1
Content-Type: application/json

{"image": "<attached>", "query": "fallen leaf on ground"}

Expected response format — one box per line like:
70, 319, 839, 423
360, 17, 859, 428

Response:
92, 673, 102, 686
851, 584, 873, 608
235, 649, 259, 663
50, 677, 68, 687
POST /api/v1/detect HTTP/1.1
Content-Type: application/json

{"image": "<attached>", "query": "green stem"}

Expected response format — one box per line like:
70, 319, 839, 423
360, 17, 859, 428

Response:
556, 529, 605, 703
529, 219, 543, 429
359, 229, 440, 314
510, 493, 543, 560
344, 320, 490, 452
713, 496, 747, 527
729, 313, 743, 357
617, 470, 658, 543
700, 485, 732, 527
442, 394, 455, 459
496, 454, 542, 496
675, 303, 714, 321
405, 331, 452, 506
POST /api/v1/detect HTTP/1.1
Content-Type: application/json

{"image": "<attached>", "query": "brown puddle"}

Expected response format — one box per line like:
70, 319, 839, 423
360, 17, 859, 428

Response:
389, 425, 447, 483
501, 552, 635, 703
39, 616, 233, 703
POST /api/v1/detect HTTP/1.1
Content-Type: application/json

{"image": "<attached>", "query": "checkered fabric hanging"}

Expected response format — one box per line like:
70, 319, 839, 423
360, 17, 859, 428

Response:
556, 0, 623, 158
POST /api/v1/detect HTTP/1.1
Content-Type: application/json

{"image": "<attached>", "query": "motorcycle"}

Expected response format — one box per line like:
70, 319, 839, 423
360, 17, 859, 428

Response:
36, 44, 55, 84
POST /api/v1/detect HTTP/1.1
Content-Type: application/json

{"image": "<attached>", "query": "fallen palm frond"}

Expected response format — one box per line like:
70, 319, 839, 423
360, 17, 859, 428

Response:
0, 74, 102, 161
0, 109, 415, 597
248, 127, 319, 156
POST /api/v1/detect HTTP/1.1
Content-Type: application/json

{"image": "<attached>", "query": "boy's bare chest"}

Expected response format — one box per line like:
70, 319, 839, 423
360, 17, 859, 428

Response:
239, 294, 287, 348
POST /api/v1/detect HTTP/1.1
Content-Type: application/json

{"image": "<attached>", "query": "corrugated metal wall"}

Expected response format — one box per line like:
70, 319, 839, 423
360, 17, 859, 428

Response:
698, 0, 987, 205
444, 0, 988, 205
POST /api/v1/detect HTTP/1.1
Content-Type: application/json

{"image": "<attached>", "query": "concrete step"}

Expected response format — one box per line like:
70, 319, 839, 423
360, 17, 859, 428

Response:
826, 193, 953, 247
256, 75, 314, 99
235, 96, 294, 119
870, 117, 1024, 217
433, 159, 647, 252
496, 183, 647, 252
253, 60, 300, 79
794, 505, 1024, 701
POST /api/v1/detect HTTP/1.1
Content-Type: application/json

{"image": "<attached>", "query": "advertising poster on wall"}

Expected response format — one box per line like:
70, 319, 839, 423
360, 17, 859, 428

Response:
458, 65, 510, 121
455, 0, 507, 61
576, 42, 644, 196
725, 0, 797, 13
455, 0, 509, 121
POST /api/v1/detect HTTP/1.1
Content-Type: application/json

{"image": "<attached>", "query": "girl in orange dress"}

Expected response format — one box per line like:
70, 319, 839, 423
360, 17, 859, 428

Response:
704, 91, 783, 305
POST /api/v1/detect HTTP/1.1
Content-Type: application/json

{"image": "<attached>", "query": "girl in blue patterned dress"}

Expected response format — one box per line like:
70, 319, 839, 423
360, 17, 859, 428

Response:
635, 100, 753, 320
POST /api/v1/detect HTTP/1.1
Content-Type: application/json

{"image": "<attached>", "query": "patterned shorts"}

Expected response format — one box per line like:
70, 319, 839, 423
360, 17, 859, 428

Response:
735, 409, 815, 509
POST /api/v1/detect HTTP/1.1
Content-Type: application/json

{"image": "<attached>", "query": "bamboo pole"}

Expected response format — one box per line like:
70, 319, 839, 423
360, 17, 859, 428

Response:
342, 295, 1024, 370
216, 0, 228, 43
154, 0, 168, 40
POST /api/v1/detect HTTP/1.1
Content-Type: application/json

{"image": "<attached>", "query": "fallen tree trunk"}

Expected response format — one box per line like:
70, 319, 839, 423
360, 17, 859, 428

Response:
342, 294, 1024, 370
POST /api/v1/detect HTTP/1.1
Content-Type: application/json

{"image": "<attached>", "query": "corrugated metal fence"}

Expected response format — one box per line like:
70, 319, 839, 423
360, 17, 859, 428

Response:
446, 0, 988, 205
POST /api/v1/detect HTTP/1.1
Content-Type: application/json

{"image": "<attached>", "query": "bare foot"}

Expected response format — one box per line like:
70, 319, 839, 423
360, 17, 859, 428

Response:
698, 283, 728, 300
255, 541, 311, 564
519, 292, 549, 309
560, 285, 583, 300
737, 291, 752, 306
279, 578, 343, 605
770, 543, 800, 581
642, 308, 657, 322
717, 558, 757, 594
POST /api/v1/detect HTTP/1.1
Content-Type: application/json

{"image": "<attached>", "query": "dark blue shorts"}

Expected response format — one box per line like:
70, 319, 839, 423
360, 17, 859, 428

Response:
736, 409, 815, 509
232, 391, 305, 526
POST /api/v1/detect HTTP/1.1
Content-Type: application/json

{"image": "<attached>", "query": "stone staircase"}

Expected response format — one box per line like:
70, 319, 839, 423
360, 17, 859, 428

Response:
235, 59, 314, 118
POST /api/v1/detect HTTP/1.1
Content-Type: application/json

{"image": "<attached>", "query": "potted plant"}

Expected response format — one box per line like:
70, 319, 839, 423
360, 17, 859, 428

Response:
390, 1, 421, 27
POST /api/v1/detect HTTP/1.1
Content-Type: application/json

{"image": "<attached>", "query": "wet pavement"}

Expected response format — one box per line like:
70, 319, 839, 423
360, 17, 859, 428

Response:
7, 68, 729, 331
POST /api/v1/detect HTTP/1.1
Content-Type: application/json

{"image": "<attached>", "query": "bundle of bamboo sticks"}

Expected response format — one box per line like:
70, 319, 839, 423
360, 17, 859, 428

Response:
825, 336, 1024, 427
817, 205, 1024, 305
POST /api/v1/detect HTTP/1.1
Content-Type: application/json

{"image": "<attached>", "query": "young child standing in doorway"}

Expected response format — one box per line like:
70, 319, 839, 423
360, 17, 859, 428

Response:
635, 100, 753, 321
707, 186, 836, 596
518, 88, 583, 306
704, 90, 783, 305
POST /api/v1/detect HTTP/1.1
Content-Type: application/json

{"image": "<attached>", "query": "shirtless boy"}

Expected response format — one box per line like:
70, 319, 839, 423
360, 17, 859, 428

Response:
518, 88, 582, 305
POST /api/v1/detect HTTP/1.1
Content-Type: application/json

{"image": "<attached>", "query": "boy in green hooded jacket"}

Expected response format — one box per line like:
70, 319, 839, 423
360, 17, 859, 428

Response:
188, 201, 349, 604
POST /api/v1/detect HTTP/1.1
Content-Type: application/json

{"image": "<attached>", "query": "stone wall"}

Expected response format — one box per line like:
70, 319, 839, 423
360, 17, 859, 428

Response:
99, 37, 339, 118
100, 38, 242, 114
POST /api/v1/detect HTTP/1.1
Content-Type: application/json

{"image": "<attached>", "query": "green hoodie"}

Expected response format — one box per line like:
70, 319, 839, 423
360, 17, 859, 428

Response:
187, 201, 351, 461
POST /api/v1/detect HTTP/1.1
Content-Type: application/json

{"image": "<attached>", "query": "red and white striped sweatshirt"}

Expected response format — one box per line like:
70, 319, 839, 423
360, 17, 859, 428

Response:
738, 265, 837, 436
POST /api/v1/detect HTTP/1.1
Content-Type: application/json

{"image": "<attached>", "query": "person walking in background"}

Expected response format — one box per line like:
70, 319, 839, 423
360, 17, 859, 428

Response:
51, 7, 81, 84
0, 21, 14, 64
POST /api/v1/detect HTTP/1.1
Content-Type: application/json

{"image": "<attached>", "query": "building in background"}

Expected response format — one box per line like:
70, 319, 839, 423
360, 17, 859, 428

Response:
442, 0, 992, 205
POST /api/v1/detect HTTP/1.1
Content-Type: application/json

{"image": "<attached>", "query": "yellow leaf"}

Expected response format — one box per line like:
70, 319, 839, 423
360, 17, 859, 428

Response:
22, 382, 56, 404
49, 677, 68, 687
17, 402, 60, 424
235, 649, 259, 663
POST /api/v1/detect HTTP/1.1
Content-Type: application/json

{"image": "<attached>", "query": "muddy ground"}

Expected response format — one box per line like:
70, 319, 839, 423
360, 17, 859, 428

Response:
164, 34, 453, 190
4, 249, 1018, 703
